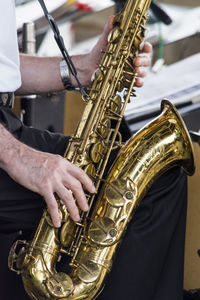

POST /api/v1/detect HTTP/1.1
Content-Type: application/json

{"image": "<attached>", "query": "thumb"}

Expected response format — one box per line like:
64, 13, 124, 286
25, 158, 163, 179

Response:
92, 15, 114, 54
104, 15, 115, 38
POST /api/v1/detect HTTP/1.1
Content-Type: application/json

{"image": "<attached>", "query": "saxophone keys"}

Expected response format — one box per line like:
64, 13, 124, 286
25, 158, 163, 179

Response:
108, 27, 121, 43
110, 58, 119, 67
45, 272, 73, 298
91, 68, 104, 83
125, 191, 134, 200
87, 217, 118, 246
77, 260, 100, 283
139, 24, 148, 39
89, 142, 104, 164
121, 44, 129, 56
84, 163, 96, 180
105, 183, 125, 207
98, 118, 111, 139
110, 95, 122, 114
45, 208, 63, 227
116, 80, 124, 92
60, 218, 76, 248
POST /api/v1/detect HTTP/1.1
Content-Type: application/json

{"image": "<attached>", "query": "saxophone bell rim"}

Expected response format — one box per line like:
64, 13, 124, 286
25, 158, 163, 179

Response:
161, 99, 195, 176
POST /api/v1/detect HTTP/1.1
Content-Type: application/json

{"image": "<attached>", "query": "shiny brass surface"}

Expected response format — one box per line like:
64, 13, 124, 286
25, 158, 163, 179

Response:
8, 0, 195, 299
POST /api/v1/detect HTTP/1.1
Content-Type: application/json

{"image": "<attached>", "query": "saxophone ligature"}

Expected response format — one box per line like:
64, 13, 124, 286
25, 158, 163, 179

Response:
8, 0, 195, 299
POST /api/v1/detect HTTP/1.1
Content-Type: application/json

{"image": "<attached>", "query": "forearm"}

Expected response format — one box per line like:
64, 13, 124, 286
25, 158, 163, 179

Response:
0, 123, 22, 171
17, 54, 64, 95
17, 54, 91, 95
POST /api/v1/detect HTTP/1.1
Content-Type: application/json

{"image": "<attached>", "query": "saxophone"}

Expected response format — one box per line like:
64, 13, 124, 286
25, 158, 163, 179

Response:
8, 0, 195, 299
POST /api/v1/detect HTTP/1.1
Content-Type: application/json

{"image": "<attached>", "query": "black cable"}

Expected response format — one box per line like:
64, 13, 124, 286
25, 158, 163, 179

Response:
150, 1, 172, 25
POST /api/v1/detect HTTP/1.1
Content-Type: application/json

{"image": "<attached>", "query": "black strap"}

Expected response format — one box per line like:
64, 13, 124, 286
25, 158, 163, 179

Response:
37, 0, 87, 98
0, 93, 14, 108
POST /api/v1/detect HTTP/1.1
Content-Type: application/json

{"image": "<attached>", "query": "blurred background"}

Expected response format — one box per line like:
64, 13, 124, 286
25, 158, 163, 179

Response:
14, 0, 200, 295
15, 0, 200, 133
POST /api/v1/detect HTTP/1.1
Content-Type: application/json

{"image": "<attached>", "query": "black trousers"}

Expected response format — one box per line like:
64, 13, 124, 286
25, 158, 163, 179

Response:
0, 107, 187, 300
98, 167, 187, 300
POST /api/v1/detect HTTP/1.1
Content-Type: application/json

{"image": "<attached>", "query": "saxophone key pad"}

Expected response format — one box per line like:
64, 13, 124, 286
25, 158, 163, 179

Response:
87, 217, 118, 246
89, 142, 104, 164
46, 273, 73, 298
125, 191, 134, 200
98, 118, 111, 139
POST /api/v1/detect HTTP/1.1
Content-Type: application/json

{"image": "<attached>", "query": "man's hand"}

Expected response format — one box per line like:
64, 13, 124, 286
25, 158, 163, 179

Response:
71, 16, 152, 88
0, 125, 95, 228
134, 42, 152, 87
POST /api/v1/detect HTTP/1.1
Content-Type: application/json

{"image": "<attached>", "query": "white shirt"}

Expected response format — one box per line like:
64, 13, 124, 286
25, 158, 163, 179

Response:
0, 0, 21, 92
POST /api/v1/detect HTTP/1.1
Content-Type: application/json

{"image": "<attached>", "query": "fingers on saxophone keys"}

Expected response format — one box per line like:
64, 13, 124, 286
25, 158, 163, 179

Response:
135, 77, 144, 87
134, 55, 151, 68
124, 67, 147, 87
135, 66, 147, 78
63, 178, 90, 212
44, 191, 61, 228
69, 163, 96, 194
139, 41, 152, 54
56, 185, 81, 222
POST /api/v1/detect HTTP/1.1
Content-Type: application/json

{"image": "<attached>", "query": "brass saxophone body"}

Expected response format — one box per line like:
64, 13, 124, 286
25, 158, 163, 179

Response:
9, 0, 195, 299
